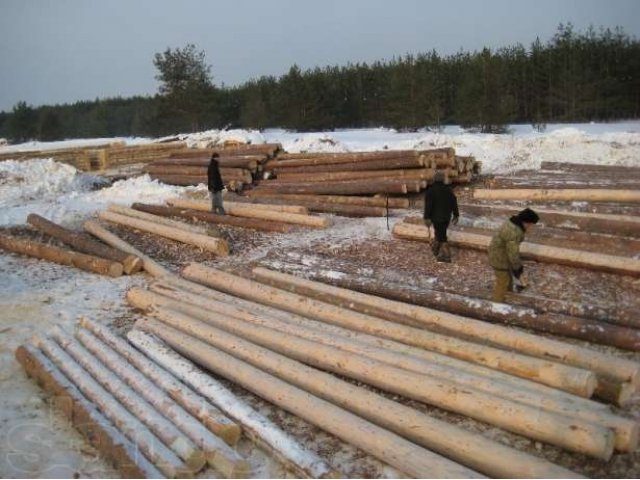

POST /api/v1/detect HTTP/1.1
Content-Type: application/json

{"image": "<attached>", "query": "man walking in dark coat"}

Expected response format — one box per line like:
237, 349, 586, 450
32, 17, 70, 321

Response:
207, 154, 225, 215
423, 170, 459, 262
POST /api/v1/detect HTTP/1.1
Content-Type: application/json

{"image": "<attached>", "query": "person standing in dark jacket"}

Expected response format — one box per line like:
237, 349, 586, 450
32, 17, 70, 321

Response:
207, 154, 225, 215
423, 170, 459, 262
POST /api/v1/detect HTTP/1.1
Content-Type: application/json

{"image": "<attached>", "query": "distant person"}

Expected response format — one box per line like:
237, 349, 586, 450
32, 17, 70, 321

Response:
488, 208, 539, 302
423, 170, 459, 262
207, 154, 225, 215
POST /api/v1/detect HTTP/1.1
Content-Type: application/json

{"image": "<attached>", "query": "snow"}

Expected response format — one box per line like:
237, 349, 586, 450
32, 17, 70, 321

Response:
2, 121, 640, 477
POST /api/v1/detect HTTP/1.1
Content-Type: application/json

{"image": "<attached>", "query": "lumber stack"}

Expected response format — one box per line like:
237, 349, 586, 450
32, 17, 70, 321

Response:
16, 318, 258, 478
122, 263, 640, 475
144, 144, 281, 192
250, 148, 478, 198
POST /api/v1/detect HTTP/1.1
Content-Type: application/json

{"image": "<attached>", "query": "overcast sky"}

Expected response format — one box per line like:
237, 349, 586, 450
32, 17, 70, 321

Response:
1, 0, 639, 112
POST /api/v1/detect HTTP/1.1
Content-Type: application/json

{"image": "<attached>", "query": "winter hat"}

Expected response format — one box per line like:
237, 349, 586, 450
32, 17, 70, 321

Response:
433, 170, 446, 183
516, 208, 539, 224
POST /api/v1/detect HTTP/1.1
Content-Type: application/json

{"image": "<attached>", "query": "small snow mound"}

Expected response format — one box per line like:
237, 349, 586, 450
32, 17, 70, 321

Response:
181, 129, 267, 149
413, 133, 453, 150
285, 133, 348, 153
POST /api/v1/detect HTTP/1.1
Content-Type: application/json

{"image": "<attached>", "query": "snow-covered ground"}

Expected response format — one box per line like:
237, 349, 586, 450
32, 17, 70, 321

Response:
1, 122, 639, 477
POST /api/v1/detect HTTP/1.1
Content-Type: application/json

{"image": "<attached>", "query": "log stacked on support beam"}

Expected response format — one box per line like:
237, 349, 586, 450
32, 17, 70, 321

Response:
145, 144, 282, 191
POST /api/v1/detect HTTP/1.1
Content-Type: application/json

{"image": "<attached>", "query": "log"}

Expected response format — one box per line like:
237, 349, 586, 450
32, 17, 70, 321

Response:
244, 191, 410, 208
127, 330, 339, 479
149, 173, 251, 187
107, 205, 221, 238
27, 214, 142, 274
36, 337, 190, 478
98, 211, 229, 256
83, 220, 171, 278
393, 222, 640, 277
169, 197, 309, 214
15, 343, 164, 479
70, 326, 248, 477
50, 329, 206, 472
250, 266, 640, 390
136, 307, 614, 461
275, 168, 435, 183
0, 233, 123, 277
145, 164, 252, 179
278, 273, 640, 351
131, 203, 294, 233
166, 198, 329, 228
282, 201, 387, 217
181, 264, 598, 396
459, 203, 640, 238
77, 318, 241, 445
142, 283, 638, 453
253, 179, 415, 195
270, 148, 453, 167
541, 161, 640, 174
473, 188, 640, 203
135, 318, 486, 478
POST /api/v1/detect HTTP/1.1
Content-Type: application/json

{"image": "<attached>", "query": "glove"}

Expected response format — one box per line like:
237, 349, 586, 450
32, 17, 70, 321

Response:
424, 219, 432, 227
451, 215, 459, 226
512, 266, 524, 279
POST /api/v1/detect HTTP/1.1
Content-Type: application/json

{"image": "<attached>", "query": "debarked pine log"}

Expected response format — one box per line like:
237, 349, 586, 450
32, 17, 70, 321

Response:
77, 318, 241, 445
243, 191, 410, 208
0, 232, 123, 277
35, 337, 190, 478
473, 188, 640, 203
127, 330, 340, 479
83, 220, 171, 279
27, 214, 142, 274
138, 284, 638, 453
167, 198, 329, 228
68, 325, 248, 477
15, 343, 164, 479
277, 272, 640, 351
393, 222, 640, 277
274, 168, 436, 183
130, 305, 583, 478
98, 211, 229, 256
131, 203, 294, 233
107, 205, 221, 238
250, 266, 640, 391
135, 308, 614, 461
222, 200, 309, 214
225, 195, 385, 217
253, 179, 420, 195
135, 318, 487, 478
181, 264, 597, 397
50, 329, 206, 472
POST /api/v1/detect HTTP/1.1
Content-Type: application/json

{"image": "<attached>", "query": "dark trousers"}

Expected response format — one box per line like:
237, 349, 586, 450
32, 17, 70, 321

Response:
433, 221, 450, 242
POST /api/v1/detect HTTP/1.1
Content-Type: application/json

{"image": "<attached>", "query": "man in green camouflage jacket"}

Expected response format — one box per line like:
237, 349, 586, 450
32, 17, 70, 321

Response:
488, 208, 539, 302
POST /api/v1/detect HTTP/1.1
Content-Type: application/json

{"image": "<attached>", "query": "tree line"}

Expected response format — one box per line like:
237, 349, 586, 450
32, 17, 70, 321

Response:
1, 23, 638, 143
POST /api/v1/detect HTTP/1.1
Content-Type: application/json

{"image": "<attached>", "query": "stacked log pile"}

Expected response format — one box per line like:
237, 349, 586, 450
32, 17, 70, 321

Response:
0, 214, 142, 277
121, 263, 640, 476
144, 144, 281, 191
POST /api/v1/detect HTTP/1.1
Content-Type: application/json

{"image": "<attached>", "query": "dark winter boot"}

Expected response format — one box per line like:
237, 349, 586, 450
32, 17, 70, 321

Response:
437, 242, 452, 263
431, 240, 441, 257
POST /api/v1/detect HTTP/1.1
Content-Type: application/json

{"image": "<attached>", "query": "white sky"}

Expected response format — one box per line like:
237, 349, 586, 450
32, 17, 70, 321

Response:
1, 0, 639, 112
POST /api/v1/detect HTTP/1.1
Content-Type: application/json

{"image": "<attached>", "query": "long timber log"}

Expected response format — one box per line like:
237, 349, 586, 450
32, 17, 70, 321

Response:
228, 195, 386, 217
541, 161, 640, 174
15, 343, 164, 479
280, 273, 640, 351
181, 264, 597, 396
50, 329, 206, 472
393, 222, 640, 277
459, 203, 640, 238
473, 188, 640, 203
223, 200, 309, 214
249, 266, 640, 391
131, 203, 294, 233
253, 179, 418, 195
127, 330, 339, 479
129, 307, 583, 477
0, 233, 123, 277
137, 284, 638, 453
27, 214, 142, 274
275, 168, 435, 183
83, 220, 171, 278
167, 198, 329, 228
135, 307, 614, 461
98, 211, 230, 256
68, 326, 248, 477
269, 148, 453, 167
77, 318, 240, 445
36, 337, 190, 478
243, 191, 410, 208
135, 319, 486, 478
107, 205, 221, 238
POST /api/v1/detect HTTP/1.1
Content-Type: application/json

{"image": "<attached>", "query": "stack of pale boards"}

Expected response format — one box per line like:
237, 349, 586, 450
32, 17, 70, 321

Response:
18, 264, 640, 478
